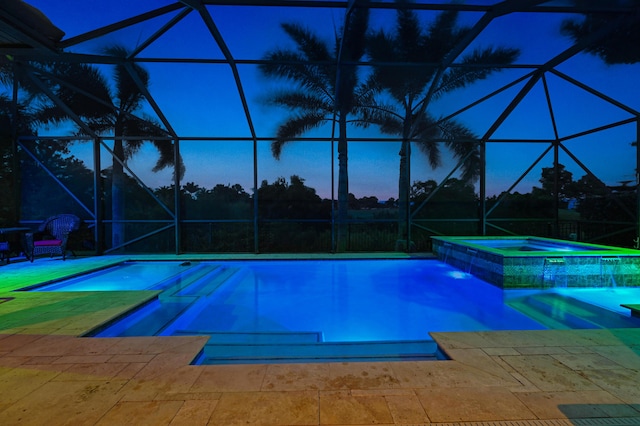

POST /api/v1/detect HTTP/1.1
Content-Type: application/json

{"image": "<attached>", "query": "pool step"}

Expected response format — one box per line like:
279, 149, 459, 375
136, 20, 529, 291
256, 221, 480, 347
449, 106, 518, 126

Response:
156, 264, 221, 297
621, 303, 640, 318
507, 298, 579, 330
89, 299, 193, 337
175, 267, 244, 297
192, 334, 441, 364
175, 330, 323, 344
507, 293, 640, 329
89, 264, 235, 336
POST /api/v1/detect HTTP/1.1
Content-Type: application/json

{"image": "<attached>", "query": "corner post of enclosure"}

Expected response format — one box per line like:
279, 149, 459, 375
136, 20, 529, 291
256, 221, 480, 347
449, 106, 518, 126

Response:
93, 138, 104, 255
553, 139, 560, 238
479, 139, 486, 236
174, 139, 181, 255
405, 139, 412, 252
330, 120, 337, 253
637, 118, 640, 245
11, 73, 20, 225
253, 137, 259, 254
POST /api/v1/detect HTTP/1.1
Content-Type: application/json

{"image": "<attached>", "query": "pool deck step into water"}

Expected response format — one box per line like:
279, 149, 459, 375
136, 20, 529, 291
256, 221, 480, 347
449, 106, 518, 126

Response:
172, 266, 244, 297
89, 299, 194, 337
507, 293, 640, 330
622, 303, 640, 318
90, 267, 249, 337
152, 263, 222, 293
171, 330, 441, 364
198, 336, 441, 364
175, 330, 324, 343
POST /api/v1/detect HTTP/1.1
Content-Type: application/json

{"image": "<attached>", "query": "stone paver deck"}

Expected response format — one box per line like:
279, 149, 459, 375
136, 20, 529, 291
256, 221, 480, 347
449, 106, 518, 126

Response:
1, 256, 639, 425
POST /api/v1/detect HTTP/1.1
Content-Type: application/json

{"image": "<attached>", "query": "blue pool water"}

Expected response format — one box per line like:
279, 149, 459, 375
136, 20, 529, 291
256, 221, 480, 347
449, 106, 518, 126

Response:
29, 261, 193, 292
26, 259, 640, 363
461, 238, 605, 252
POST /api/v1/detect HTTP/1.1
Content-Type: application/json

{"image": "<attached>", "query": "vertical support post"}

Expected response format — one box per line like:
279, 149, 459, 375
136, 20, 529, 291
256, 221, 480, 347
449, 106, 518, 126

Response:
553, 140, 560, 238
93, 138, 104, 254
405, 140, 412, 252
173, 139, 181, 255
330, 122, 337, 253
479, 140, 486, 235
253, 138, 259, 253
10, 72, 20, 225
636, 119, 640, 245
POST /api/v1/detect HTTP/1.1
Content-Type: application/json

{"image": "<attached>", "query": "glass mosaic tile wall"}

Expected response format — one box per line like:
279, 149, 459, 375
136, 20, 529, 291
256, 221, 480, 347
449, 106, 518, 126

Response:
432, 236, 640, 289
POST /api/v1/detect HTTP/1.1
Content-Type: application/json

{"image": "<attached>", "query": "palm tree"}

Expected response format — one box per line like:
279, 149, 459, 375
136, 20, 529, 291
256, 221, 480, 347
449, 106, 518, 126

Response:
1, 60, 49, 227
259, 2, 371, 251
561, 1, 640, 239
364, 3, 519, 248
0, 93, 37, 226
37, 45, 183, 249
561, 0, 640, 65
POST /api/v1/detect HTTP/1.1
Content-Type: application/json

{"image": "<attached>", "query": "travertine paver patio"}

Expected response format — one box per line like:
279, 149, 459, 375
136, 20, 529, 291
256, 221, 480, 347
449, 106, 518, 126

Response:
1, 256, 640, 425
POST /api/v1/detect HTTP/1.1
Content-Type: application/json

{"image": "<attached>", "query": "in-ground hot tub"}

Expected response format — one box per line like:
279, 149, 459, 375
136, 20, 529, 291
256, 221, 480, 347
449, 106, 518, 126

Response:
431, 236, 640, 289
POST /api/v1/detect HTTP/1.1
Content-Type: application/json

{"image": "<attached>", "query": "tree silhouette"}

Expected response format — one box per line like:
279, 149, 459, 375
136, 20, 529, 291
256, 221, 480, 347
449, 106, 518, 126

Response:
532, 164, 576, 201
364, 2, 519, 248
36, 45, 183, 249
19, 139, 94, 220
1, 59, 58, 226
0, 94, 37, 225
259, 1, 371, 251
561, 0, 640, 65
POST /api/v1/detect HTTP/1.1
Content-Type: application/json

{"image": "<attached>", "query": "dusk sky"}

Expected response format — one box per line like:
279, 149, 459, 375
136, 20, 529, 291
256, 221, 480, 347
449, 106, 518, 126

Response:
21, 1, 640, 200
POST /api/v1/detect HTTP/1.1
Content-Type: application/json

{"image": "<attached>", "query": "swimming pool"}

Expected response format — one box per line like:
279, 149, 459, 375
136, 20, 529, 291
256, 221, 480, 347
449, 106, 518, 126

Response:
24, 259, 640, 364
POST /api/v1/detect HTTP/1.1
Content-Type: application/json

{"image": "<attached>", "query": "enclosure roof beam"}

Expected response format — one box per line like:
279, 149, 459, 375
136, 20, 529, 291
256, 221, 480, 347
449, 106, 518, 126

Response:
550, 69, 640, 117
123, 61, 178, 138
481, 12, 628, 143
199, 1, 638, 14
59, 4, 183, 49
184, 1, 259, 144
417, 0, 545, 125
28, 63, 173, 139
129, 7, 194, 59
21, 65, 98, 137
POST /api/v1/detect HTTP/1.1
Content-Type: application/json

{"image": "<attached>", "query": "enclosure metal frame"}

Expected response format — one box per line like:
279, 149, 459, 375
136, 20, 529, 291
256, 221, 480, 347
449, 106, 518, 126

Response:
2, 1, 639, 253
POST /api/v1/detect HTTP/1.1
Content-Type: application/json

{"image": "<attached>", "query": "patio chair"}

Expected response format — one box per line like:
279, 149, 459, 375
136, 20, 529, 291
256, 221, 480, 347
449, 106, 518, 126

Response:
25, 214, 81, 262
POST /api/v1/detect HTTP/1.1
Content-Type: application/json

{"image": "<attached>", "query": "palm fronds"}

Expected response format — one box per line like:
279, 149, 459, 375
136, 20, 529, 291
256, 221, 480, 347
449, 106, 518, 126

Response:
272, 112, 328, 159
435, 47, 520, 98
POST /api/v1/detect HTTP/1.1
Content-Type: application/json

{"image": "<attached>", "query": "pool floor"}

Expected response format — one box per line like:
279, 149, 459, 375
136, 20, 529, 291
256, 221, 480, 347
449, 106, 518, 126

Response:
26, 259, 640, 364
71, 260, 546, 338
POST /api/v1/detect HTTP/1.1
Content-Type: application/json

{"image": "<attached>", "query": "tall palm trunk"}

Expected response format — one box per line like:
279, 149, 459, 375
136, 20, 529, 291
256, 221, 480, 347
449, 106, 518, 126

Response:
260, 3, 369, 252
111, 132, 125, 249
336, 113, 349, 252
397, 139, 411, 247
397, 111, 413, 249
